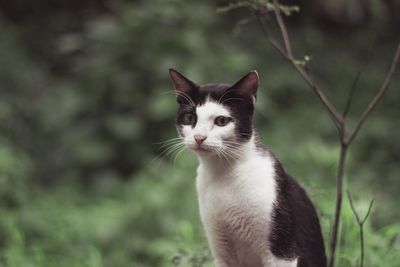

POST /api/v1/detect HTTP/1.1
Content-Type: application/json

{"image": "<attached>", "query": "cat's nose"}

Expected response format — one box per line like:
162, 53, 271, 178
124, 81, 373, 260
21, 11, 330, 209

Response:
194, 135, 207, 145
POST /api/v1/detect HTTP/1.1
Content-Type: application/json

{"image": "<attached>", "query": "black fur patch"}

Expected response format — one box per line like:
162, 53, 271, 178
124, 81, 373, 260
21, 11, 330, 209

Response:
269, 159, 327, 267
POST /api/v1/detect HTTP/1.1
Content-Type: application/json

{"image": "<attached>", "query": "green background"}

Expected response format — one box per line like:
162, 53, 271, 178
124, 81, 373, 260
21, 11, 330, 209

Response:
0, 0, 399, 266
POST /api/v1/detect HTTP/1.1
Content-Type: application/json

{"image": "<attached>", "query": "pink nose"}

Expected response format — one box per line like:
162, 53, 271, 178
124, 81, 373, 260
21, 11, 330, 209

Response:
194, 135, 207, 145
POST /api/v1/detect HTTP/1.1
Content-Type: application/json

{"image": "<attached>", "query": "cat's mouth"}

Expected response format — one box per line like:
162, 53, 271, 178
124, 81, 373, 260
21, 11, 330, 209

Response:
191, 144, 215, 153
193, 145, 211, 152
195, 147, 210, 153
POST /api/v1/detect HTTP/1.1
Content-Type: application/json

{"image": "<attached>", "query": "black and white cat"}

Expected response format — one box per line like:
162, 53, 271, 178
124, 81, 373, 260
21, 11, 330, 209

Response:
169, 69, 327, 267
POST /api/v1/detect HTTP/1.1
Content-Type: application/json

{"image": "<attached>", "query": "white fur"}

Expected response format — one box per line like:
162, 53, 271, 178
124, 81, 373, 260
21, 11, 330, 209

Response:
183, 101, 297, 267
182, 100, 235, 152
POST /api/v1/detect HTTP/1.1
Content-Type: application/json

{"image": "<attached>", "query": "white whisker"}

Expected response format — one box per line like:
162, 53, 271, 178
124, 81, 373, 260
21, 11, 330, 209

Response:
221, 97, 244, 104
176, 91, 196, 107
217, 89, 232, 104
216, 147, 233, 168
158, 139, 184, 149
155, 137, 183, 145
173, 146, 187, 166
152, 141, 185, 164
161, 90, 196, 107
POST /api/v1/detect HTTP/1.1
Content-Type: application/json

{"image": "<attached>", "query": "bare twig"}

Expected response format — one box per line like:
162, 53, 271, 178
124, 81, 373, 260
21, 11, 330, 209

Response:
347, 191, 375, 267
260, 0, 344, 128
256, 11, 287, 57
343, 71, 362, 119
343, 35, 376, 118
348, 42, 400, 145
272, 0, 293, 58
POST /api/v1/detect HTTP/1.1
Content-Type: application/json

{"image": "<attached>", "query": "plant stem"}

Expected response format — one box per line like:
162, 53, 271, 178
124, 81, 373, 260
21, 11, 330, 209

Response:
328, 141, 348, 267
360, 224, 364, 267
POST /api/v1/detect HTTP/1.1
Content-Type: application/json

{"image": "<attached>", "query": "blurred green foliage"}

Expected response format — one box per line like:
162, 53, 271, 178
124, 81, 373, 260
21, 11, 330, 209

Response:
0, 0, 399, 266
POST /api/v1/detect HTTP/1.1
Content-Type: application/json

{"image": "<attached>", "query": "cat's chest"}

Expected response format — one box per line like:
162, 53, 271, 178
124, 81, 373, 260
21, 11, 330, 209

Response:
196, 156, 277, 234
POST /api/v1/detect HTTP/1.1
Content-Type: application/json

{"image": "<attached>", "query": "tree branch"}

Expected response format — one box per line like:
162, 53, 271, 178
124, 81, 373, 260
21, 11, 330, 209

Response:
268, 0, 344, 127
272, 0, 293, 58
347, 191, 375, 267
362, 199, 374, 225
348, 42, 400, 145
256, 11, 288, 57
343, 35, 376, 118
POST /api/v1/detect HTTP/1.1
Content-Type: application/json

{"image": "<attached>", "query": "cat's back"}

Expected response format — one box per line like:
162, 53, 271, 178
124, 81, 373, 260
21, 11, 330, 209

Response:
271, 162, 327, 267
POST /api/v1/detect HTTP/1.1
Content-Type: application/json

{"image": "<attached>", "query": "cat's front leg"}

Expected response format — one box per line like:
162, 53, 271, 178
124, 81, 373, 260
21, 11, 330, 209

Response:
207, 230, 240, 267
213, 258, 234, 267
211, 247, 239, 267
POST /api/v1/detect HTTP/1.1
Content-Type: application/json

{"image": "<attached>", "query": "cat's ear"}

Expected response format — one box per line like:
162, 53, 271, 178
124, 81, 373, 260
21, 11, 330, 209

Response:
169, 68, 198, 104
230, 70, 259, 101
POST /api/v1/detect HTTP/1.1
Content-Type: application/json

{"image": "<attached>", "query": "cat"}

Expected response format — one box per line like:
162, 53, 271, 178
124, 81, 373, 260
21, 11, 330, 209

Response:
168, 68, 327, 267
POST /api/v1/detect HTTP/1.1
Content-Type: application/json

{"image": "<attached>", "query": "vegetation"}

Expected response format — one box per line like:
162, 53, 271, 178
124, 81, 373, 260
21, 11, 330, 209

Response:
0, 0, 399, 266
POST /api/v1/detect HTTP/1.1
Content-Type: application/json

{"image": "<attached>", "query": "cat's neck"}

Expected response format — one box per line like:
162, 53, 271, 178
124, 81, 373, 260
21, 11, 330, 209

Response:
197, 135, 261, 177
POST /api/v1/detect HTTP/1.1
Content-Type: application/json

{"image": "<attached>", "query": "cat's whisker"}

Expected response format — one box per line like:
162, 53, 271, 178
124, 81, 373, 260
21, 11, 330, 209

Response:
217, 89, 232, 104
157, 142, 183, 152
155, 137, 183, 145
223, 145, 242, 154
223, 142, 242, 149
222, 140, 241, 146
216, 147, 233, 168
157, 139, 184, 149
161, 90, 196, 107
155, 142, 185, 162
224, 150, 241, 161
217, 149, 228, 166
222, 142, 242, 151
151, 145, 185, 168
175, 91, 196, 107
163, 143, 186, 158
223, 148, 237, 167
159, 141, 183, 152
172, 146, 187, 167
160, 89, 177, 96
221, 97, 244, 104
223, 145, 243, 160
216, 145, 237, 164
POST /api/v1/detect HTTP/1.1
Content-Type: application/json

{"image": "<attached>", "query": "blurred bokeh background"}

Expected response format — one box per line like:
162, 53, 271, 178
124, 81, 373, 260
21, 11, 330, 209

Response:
0, 0, 399, 266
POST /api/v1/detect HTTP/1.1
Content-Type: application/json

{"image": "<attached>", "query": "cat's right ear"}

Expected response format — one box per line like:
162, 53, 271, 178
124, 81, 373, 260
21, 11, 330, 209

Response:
230, 70, 259, 101
169, 68, 198, 104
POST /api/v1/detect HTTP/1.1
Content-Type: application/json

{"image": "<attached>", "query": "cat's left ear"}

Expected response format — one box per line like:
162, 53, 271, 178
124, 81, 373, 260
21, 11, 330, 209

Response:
230, 70, 259, 101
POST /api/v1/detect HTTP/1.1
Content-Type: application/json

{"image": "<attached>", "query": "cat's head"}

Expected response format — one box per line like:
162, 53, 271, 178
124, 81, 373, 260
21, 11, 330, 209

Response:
169, 69, 259, 158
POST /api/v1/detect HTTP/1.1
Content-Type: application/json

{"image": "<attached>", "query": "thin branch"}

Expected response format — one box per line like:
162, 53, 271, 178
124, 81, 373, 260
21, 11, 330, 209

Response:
256, 11, 287, 57
328, 143, 348, 267
347, 191, 374, 267
348, 42, 400, 145
347, 191, 361, 223
343, 70, 362, 119
256, 8, 345, 134
343, 35, 376, 118
269, 0, 344, 127
272, 0, 293, 57
361, 199, 375, 225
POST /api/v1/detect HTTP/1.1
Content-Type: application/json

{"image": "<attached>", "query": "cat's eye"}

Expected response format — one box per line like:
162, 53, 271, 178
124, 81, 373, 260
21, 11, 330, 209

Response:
214, 116, 232, 127
182, 113, 195, 125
